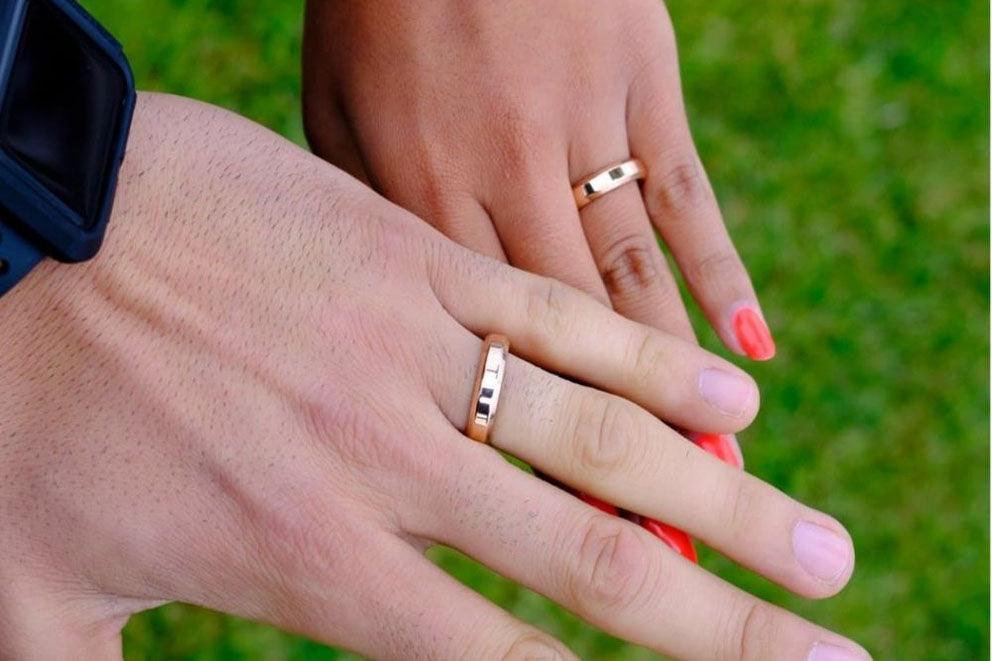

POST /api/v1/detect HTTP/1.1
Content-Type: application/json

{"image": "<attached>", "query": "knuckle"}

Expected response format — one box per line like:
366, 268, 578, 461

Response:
499, 132, 541, 174
395, 142, 469, 226
625, 330, 690, 408
246, 479, 362, 584
301, 387, 436, 490
730, 600, 779, 661
684, 249, 744, 288
628, 330, 668, 386
646, 155, 712, 218
413, 162, 460, 223
572, 396, 641, 478
719, 472, 758, 547
490, 103, 548, 173
568, 515, 655, 613
500, 633, 572, 661
524, 277, 571, 350
599, 235, 661, 297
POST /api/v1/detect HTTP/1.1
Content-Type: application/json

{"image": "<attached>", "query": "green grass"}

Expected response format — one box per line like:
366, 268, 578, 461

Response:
83, 0, 989, 658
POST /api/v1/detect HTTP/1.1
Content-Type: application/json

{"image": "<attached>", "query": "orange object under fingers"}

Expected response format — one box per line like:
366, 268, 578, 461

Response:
578, 493, 698, 562
692, 432, 743, 469
639, 518, 698, 563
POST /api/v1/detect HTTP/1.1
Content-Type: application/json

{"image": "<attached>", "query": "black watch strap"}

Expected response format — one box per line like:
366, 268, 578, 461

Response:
0, 220, 43, 297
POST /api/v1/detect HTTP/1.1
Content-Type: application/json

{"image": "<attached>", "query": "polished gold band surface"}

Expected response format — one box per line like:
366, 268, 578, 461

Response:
572, 158, 646, 210
465, 334, 509, 444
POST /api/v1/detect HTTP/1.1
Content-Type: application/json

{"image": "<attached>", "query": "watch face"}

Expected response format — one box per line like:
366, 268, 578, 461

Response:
0, 0, 128, 229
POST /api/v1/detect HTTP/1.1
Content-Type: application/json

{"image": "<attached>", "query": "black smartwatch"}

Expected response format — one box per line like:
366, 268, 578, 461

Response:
0, 0, 134, 297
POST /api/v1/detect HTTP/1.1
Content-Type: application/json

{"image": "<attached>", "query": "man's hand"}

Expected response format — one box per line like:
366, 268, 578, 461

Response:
303, 0, 776, 359
0, 94, 864, 660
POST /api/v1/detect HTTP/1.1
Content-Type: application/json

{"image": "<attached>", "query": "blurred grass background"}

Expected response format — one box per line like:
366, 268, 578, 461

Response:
84, 0, 989, 658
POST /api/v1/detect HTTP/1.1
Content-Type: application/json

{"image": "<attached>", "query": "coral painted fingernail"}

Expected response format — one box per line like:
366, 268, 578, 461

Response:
792, 520, 852, 583
580, 493, 618, 516
731, 306, 776, 360
640, 518, 698, 563
692, 432, 744, 469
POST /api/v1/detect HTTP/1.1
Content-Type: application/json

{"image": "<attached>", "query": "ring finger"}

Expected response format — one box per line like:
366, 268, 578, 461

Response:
442, 334, 852, 600
422, 308, 844, 597
570, 125, 695, 342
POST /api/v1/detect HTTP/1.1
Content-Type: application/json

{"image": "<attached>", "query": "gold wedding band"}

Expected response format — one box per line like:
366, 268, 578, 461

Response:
572, 158, 646, 210
465, 334, 509, 444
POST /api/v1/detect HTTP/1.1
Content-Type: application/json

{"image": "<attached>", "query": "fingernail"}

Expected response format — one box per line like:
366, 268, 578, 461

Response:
808, 641, 871, 661
691, 432, 744, 469
698, 369, 755, 417
731, 306, 776, 360
579, 493, 618, 516
792, 520, 852, 583
724, 434, 744, 468
640, 518, 698, 563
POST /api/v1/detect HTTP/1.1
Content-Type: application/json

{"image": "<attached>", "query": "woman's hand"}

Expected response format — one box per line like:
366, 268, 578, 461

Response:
0, 94, 864, 660
302, 0, 776, 359
302, 0, 755, 550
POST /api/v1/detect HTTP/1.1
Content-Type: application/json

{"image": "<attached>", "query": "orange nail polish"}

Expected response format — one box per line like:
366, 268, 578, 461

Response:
692, 432, 743, 469
580, 496, 698, 563
732, 307, 776, 360
640, 518, 698, 563
577, 492, 698, 563
580, 493, 619, 516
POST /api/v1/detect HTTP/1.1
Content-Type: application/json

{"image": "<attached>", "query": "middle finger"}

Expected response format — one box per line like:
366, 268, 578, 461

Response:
570, 120, 695, 341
